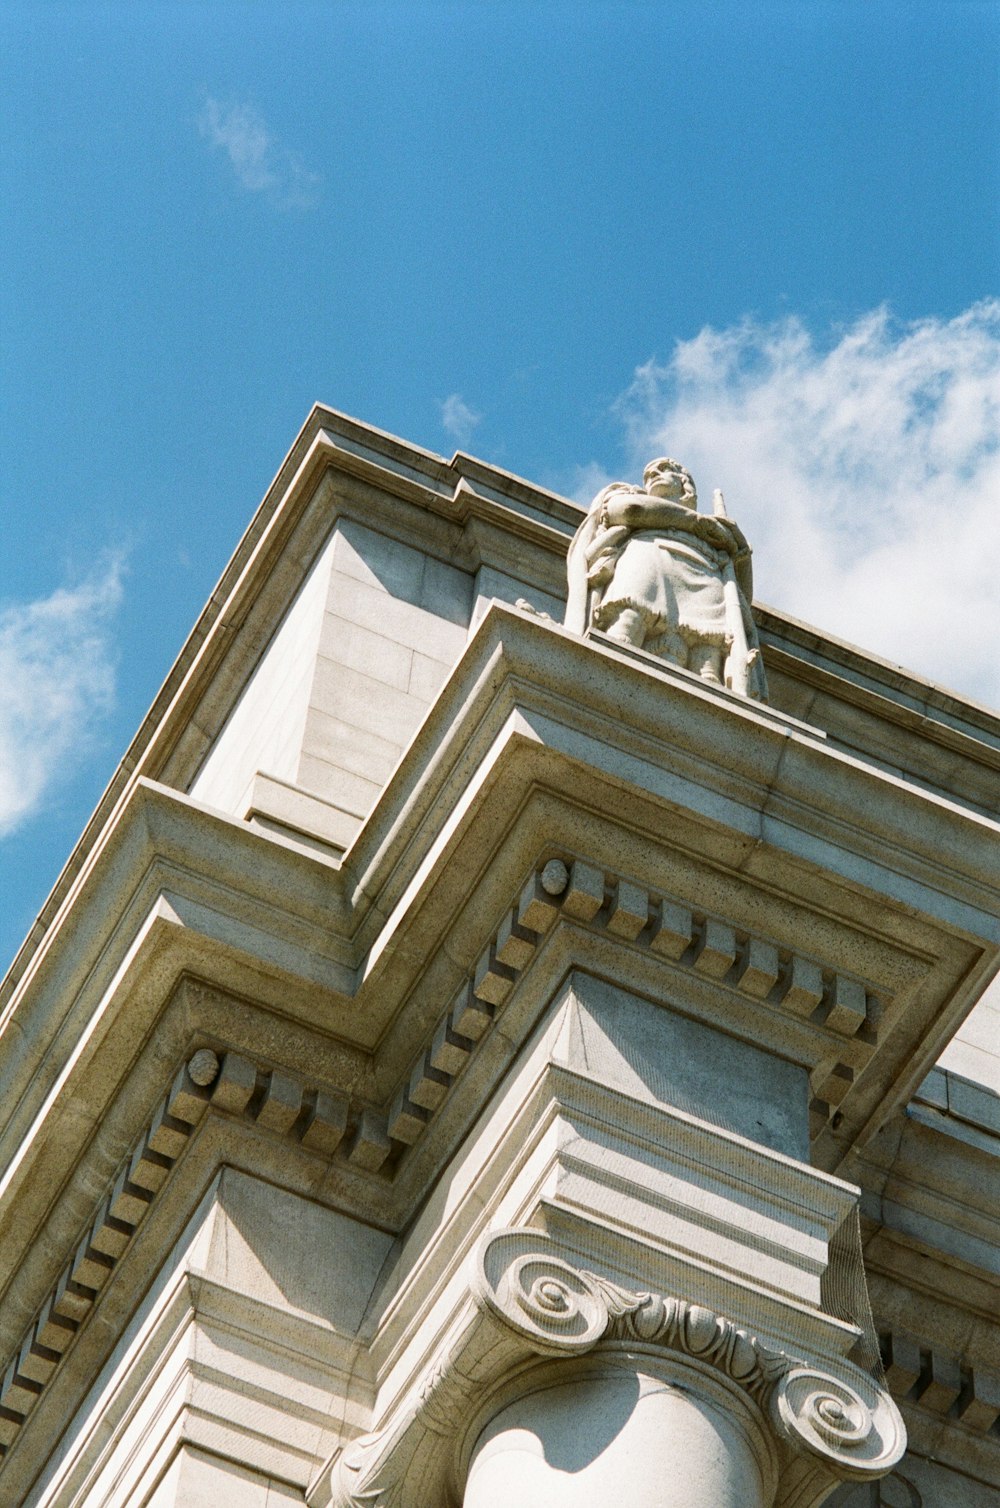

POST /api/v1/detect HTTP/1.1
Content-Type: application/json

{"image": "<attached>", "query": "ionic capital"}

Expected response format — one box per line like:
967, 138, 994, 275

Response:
316, 1228, 904, 1508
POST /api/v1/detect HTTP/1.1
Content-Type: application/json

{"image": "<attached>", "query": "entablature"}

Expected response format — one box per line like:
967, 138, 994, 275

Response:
4, 608, 997, 1235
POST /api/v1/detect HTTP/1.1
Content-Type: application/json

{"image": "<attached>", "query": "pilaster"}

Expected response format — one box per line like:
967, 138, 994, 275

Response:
310, 967, 905, 1508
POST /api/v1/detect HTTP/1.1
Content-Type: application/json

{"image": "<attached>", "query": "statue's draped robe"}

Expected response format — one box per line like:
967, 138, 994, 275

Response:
592, 529, 731, 648
565, 495, 768, 701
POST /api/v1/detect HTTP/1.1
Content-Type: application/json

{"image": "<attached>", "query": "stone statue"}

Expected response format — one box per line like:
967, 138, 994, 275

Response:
565, 457, 767, 700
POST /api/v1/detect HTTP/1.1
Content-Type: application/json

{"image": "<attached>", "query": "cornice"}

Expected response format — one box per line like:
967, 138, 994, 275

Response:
852, 1103, 1000, 1315
0, 825, 949, 1314
372, 849, 889, 1144
755, 609, 1000, 747
5, 1232, 374, 1508
5, 611, 992, 1175
0, 1054, 218, 1462
323, 615, 1000, 976
0, 1043, 384, 1474
0, 414, 581, 1016
0, 837, 881, 1400
879, 1326, 1000, 1436
5, 1027, 994, 1493
1, 708, 996, 1373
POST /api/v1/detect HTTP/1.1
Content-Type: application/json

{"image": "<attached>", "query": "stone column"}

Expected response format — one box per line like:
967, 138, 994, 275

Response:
463, 1353, 776, 1508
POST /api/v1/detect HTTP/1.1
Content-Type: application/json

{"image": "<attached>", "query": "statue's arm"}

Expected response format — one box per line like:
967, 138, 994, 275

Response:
584, 524, 630, 568
601, 496, 752, 580
602, 494, 694, 530
734, 549, 754, 602
692, 515, 753, 585
715, 518, 754, 598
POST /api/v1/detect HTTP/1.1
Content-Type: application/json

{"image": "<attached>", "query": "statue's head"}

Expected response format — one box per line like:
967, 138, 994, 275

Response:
643, 457, 697, 510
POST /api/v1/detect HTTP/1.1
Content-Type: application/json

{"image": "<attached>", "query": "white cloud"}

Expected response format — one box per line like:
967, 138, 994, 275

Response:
594, 302, 1000, 707
198, 98, 321, 209
0, 561, 124, 838
441, 393, 482, 448
564, 459, 616, 504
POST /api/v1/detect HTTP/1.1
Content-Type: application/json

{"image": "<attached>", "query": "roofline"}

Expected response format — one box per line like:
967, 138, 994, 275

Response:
3, 403, 999, 1007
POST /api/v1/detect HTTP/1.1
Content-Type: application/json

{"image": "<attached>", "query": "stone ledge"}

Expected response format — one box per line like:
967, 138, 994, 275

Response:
914, 1065, 1000, 1135
246, 770, 361, 853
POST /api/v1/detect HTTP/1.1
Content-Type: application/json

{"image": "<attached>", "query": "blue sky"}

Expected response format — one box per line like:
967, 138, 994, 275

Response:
2, 1, 999, 971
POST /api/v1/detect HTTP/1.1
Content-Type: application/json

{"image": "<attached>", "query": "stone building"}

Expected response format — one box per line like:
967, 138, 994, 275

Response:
0, 406, 997, 1506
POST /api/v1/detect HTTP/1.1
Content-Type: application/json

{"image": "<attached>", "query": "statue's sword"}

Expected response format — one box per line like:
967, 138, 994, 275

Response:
713, 489, 751, 695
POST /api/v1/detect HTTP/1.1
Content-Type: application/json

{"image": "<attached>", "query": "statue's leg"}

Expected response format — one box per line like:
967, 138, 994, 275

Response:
603, 606, 646, 648
658, 631, 688, 669
688, 642, 723, 685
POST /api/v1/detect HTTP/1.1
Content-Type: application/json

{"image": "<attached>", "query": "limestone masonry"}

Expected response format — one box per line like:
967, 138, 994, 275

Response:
1, 408, 998, 1506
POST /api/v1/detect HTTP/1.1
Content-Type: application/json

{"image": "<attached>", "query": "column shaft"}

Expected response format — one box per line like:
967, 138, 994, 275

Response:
463, 1363, 774, 1508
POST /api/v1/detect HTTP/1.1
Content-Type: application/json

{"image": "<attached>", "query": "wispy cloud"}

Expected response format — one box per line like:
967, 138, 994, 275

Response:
0, 560, 124, 838
585, 302, 1000, 706
198, 97, 321, 209
441, 393, 482, 448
